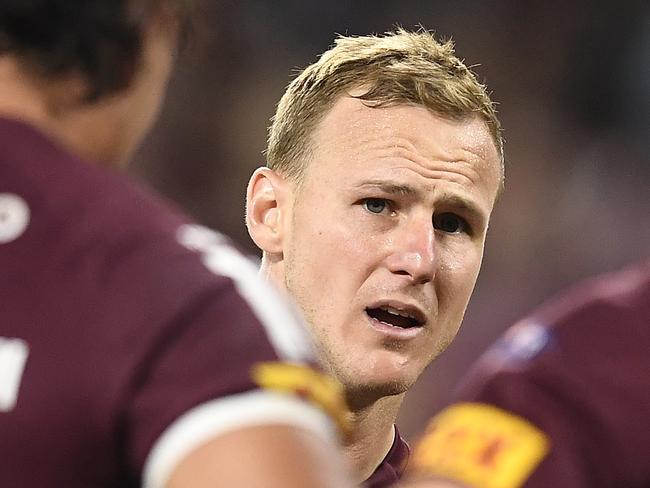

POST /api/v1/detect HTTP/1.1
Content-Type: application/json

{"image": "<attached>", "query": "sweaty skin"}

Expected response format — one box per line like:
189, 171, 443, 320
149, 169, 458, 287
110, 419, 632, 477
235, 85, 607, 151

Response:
250, 95, 501, 482
276, 98, 501, 399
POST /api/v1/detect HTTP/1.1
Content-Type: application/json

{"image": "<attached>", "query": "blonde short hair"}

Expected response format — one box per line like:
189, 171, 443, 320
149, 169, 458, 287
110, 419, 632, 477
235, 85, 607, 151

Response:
267, 28, 504, 184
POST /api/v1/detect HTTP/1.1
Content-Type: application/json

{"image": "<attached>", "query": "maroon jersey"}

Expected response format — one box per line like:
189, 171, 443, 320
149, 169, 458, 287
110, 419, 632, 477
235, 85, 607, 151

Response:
0, 118, 337, 487
410, 260, 650, 488
365, 425, 410, 488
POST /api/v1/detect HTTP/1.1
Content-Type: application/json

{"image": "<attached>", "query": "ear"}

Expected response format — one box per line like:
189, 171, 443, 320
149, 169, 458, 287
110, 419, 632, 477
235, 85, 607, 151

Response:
245, 167, 290, 254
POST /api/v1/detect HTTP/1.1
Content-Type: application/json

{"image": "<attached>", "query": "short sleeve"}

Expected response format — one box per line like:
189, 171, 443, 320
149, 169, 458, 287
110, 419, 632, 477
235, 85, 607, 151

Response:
120, 225, 343, 486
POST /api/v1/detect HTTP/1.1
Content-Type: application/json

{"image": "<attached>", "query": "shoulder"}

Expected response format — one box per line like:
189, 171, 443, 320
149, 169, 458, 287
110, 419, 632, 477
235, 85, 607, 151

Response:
465, 260, 650, 381
0, 116, 191, 267
409, 262, 650, 487
0, 116, 316, 374
535, 260, 650, 338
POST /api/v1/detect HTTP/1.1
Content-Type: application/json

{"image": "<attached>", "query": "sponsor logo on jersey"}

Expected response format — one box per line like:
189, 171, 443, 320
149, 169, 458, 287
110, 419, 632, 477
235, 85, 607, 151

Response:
0, 337, 29, 412
497, 321, 550, 362
479, 321, 552, 373
410, 403, 549, 488
252, 362, 350, 436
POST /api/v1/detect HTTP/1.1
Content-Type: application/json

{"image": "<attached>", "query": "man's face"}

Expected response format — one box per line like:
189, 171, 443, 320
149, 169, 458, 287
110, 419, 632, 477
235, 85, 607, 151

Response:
276, 97, 501, 400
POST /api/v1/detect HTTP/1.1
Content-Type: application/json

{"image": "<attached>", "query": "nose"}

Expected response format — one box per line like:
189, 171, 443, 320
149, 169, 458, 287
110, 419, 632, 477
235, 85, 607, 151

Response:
385, 219, 436, 284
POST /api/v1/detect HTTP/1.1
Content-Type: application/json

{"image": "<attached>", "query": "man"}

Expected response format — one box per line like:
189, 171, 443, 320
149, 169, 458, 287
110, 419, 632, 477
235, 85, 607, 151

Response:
408, 260, 650, 488
0, 1, 352, 487
245, 29, 504, 486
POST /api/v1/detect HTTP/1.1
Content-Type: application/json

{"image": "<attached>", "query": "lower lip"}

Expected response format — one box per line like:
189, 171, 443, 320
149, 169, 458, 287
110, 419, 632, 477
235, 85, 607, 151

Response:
366, 313, 424, 339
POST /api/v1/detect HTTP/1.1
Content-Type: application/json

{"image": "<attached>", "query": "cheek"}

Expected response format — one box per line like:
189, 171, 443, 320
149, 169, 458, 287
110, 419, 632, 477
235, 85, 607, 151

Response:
287, 194, 389, 292
437, 245, 483, 307
287, 213, 375, 317
293, 203, 374, 264
287, 215, 350, 293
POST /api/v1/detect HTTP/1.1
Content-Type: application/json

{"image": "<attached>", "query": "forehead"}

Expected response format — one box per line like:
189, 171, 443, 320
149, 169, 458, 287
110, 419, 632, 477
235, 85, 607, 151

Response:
303, 96, 502, 202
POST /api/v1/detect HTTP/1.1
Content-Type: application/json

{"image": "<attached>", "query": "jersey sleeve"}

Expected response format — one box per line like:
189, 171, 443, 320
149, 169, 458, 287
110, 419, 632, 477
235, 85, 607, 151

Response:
119, 225, 347, 486
0, 122, 348, 488
410, 275, 650, 488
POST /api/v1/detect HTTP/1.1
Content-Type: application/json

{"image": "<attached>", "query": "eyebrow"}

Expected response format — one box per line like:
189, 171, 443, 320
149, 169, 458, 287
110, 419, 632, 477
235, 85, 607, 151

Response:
437, 193, 487, 221
354, 180, 419, 197
355, 180, 487, 220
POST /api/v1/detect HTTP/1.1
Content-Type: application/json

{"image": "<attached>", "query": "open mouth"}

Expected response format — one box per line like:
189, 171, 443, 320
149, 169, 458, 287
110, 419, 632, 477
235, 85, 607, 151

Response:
365, 306, 424, 329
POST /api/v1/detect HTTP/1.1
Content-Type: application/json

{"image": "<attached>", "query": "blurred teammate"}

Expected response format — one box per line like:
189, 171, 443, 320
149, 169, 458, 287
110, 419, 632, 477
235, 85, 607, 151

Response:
245, 29, 504, 486
408, 260, 650, 488
0, 1, 352, 487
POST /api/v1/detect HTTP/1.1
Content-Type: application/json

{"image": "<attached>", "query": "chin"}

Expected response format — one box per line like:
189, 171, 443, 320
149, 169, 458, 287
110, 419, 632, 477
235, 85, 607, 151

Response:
321, 346, 423, 403
339, 368, 418, 407
343, 380, 412, 410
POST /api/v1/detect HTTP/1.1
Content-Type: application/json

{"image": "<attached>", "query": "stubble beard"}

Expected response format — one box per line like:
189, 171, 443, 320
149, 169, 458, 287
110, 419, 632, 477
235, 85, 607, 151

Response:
283, 257, 416, 410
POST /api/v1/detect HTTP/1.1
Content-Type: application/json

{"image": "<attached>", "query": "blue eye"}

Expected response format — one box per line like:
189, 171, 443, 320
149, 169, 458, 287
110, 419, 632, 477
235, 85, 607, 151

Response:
433, 213, 468, 234
363, 199, 387, 214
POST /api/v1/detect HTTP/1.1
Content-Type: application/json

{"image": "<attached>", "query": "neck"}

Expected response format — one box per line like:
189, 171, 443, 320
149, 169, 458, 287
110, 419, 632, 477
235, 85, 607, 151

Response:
0, 57, 129, 167
343, 392, 404, 484
258, 257, 407, 482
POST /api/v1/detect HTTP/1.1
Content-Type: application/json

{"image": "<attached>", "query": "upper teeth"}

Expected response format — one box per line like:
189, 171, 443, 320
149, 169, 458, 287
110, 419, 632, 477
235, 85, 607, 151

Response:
381, 306, 413, 319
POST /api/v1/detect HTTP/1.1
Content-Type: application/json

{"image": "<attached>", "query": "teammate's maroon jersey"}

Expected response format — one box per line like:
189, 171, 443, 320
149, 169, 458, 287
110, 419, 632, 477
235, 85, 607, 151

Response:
410, 260, 650, 488
365, 425, 410, 488
0, 118, 335, 487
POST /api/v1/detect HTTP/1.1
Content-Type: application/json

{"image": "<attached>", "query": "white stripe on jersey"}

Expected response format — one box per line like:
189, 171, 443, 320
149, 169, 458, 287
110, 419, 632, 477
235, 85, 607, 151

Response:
176, 224, 314, 363
142, 389, 335, 488
0, 337, 29, 412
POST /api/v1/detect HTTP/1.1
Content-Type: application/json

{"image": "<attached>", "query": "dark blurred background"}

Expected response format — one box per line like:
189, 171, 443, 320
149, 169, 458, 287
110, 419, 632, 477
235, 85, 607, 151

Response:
133, 0, 650, 439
